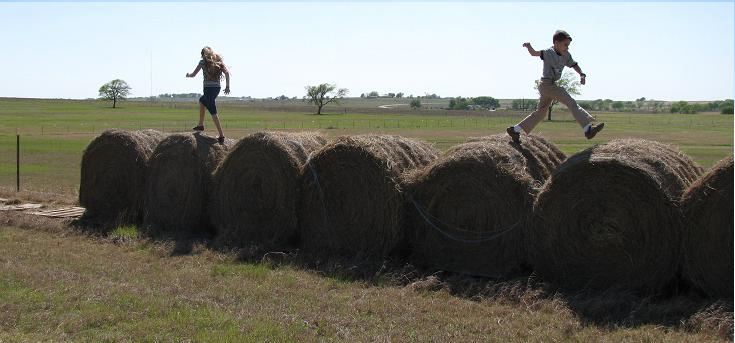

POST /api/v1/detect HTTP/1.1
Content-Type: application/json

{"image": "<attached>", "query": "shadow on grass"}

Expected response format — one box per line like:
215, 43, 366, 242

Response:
55, 212, 734, 338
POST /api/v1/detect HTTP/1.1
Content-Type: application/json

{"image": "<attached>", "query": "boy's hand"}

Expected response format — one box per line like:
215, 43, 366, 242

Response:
522, 42, 531, 48
224, 87, 231, 95
580, 75, 586, 85
186, 73, 191, 78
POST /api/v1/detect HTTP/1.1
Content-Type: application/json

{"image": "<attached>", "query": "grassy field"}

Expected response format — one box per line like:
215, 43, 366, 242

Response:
0, 97, 732, 197
0, 213, 732, 342
0, 97, 733, 341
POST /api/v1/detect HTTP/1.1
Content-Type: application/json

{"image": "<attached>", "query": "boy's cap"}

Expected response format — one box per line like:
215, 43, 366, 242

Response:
553, 30, 572, 42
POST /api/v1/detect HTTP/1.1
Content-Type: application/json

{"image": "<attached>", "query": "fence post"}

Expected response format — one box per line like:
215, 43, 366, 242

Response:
16, 134, 20, 192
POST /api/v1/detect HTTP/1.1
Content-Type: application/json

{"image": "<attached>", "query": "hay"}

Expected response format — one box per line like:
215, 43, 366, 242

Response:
680, 155, 733, 298
210, 131, 327, 248
143, 132, 233, 237
529, 139, 703, 292
79, 129, 166, 224
467, 134, 566, 183
298, 135, 438, 257
404, 134, 565, 277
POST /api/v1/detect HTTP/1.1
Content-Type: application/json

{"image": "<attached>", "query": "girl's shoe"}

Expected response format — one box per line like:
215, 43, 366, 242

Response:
192, 125, 205, 131
506, 126, 520, 143
584, 123, 605, 139
217, 136, 225, 145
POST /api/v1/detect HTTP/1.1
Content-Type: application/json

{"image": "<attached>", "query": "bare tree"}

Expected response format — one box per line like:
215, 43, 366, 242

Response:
304, 83, 348, 115
534, 70, 580, 121
99, 79, 131, 108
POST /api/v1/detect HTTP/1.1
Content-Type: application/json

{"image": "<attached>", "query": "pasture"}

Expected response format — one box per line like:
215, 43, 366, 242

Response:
0, 97, 732, 197
0, 97, 733, 341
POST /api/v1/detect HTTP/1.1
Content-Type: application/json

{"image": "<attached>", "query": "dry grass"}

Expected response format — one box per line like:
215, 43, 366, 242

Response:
0, 209, 731, 342
0, 188, 77, 206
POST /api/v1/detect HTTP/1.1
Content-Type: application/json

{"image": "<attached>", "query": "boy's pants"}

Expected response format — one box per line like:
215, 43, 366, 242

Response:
518, 80, 594, 133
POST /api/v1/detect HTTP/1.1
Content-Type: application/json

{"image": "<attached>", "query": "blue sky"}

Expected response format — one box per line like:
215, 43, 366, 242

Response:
0, 2, 733, 101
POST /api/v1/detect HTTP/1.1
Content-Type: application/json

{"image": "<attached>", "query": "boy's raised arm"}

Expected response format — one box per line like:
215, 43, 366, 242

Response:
522, 42, 542, 57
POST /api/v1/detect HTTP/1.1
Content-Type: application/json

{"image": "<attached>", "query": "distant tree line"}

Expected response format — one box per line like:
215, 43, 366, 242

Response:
509, 98, 733, 114
360, 91, 406, 98
668, 100, 734, 114
157, 93, 201, 99
574, 98, 734, 114
448, 96, 500, 110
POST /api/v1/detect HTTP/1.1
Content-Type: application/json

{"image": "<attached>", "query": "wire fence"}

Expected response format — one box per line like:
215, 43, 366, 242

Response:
12, 117, 527, 137
7, 114, 726, 138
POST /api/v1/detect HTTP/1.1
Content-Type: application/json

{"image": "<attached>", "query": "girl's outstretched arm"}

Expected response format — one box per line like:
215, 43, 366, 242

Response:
223, 67, 231, 95
186, 65, 202, 78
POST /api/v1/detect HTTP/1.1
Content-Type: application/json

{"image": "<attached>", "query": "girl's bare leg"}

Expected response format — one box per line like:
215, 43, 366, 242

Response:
198, 103, 206, 127
211, 114, 225, 138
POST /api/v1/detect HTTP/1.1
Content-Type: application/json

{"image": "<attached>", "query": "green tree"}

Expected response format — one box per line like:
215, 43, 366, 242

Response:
473, 96, 500, 109
99, 79, 131, 108
448, 97, 471, 110
534, 70, 580, 120
410, 98, 422, 110
396, 92, 404, 98
671, 101, 693, 114
721, 103, 734, 114
635, 97, 647, 110
304, 83, 348, 115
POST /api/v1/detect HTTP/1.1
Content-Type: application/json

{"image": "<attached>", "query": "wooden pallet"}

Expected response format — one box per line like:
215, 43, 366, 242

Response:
29, 207, 86, 218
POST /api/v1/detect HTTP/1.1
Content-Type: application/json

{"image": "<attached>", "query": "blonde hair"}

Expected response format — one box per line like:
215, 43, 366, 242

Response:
200, 46, 227, 81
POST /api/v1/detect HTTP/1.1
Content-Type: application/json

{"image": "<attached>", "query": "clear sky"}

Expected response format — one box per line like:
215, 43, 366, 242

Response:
0, 1, 733, 101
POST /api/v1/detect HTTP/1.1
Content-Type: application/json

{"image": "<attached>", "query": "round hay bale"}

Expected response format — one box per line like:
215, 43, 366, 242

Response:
79, 129, 166, 224
467, 134, 566, 183
404, 134, 565, 277
143, 132, 233, 237
298, 135, 438, 257
530, 139, 703, 292
681, 155, 733, 298
210, 131, 327, 248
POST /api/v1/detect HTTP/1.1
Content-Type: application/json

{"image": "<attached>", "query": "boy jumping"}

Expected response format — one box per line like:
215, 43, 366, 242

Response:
507, 30, 604, 143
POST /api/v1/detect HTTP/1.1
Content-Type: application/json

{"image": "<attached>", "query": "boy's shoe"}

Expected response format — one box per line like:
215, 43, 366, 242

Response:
192, 125, 204, 132
506, 126, 520, 143
217, 136, 225, 145
585, 123, 605, 140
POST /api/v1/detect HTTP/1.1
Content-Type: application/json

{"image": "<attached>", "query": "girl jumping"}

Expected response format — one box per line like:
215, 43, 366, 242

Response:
186, 46, 230, 144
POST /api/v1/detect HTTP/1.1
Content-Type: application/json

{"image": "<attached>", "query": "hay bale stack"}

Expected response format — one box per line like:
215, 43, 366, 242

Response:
530, 139, 703, 292
143, 133, 233, 237
680, 155, 733, 298
404, 134, 565, 277
467, 134, 566, 183
210, 131, 327, 248
298, 135, 438, 257
79, 129, 166, 224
